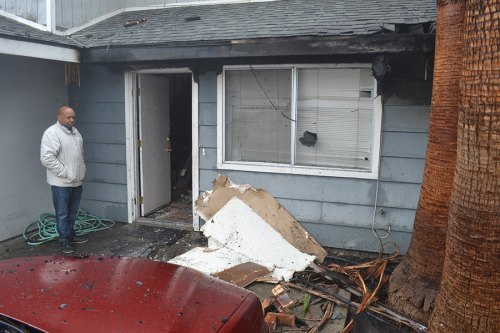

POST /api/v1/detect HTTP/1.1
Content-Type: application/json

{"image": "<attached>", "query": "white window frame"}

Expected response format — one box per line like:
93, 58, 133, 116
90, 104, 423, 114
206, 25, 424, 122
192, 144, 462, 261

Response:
217, 64, 382, 179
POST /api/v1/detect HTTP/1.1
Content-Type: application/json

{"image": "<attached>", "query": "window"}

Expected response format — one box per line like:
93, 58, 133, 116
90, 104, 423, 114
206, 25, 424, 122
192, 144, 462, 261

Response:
218, 64, 382, 179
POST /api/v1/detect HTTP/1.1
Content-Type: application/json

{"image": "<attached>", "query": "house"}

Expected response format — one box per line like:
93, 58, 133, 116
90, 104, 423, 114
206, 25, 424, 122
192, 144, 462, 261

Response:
0, 0, 436, 253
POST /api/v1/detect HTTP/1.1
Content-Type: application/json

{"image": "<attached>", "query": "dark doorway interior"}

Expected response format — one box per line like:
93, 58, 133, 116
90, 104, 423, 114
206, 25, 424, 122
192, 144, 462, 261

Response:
145, 73, 192, 227
169, 74, 192, 200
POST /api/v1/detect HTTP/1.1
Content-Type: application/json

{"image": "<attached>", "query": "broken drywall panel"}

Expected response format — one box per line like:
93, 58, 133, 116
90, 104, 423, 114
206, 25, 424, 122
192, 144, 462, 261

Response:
195, 175, 327, 261
168, 246, 250, 274
202, 197, 316, 280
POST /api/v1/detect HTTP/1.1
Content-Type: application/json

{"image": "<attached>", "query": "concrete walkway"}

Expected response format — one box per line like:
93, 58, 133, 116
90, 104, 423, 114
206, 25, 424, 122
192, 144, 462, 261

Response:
0, 222, 207, 261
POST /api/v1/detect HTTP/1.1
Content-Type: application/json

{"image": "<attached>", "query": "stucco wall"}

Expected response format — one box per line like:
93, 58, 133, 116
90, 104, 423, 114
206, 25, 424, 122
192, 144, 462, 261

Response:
0, 54, 68, 242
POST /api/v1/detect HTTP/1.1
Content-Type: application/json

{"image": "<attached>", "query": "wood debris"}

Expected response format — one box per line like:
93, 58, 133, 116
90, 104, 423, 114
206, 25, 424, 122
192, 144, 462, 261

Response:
256, 252, 427, 333
272, 285, 294, 310
213, 262, 270, 287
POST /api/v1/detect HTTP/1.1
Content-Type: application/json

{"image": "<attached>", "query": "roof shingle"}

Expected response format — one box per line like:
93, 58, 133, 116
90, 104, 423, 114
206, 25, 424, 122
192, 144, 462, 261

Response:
69, 0, 436, 48
0, 15, 79, 47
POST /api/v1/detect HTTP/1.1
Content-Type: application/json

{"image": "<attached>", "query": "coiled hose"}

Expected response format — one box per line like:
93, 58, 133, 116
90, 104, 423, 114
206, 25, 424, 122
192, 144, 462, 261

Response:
23, 210, 115, 246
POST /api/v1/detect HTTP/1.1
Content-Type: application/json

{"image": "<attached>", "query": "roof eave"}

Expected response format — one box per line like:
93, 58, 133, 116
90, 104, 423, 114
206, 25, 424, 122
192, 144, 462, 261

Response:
0, 36, 80, 63
82, 33, 435, 64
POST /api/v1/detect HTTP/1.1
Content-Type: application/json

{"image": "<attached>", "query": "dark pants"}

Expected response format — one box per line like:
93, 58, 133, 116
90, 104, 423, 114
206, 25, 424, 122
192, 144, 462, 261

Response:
51, 185, 83, 245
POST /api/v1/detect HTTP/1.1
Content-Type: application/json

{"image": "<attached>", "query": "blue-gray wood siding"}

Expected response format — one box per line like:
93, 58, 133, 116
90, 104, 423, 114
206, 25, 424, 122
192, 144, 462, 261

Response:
198, 71, 430, 254
69, 64, 128, 222
71, 62, 429, 253
54, 0, 246, 30
0, 0, 276, 28
0, 54, 68, 242
0, 0, 45, 24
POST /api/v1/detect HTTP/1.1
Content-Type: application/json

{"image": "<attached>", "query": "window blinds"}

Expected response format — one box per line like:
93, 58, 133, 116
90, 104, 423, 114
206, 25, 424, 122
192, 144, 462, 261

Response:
295, 68, 374, 170
225, 69, 292, 163
223, 66, 375, 171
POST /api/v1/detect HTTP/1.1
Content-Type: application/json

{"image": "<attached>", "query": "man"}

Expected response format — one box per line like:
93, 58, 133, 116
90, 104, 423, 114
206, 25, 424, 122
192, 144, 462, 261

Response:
41, 106, 87, 254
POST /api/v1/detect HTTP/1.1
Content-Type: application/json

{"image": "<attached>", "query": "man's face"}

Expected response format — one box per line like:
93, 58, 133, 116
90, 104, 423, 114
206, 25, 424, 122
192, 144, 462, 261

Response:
58, 108, 76, 127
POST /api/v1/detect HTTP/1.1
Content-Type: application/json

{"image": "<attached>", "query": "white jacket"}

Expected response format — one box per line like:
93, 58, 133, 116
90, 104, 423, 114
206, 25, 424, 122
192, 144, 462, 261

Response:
40, 122, 86, 187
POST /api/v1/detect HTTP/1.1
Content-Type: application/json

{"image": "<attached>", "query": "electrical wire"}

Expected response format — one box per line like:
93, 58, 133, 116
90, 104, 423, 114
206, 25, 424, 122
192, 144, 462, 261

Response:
248, 64, 295, 122
23, 210, 115, 246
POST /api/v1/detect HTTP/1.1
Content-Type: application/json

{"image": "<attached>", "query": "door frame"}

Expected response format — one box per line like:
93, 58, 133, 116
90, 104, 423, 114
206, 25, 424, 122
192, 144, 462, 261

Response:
124, 68, 200, 230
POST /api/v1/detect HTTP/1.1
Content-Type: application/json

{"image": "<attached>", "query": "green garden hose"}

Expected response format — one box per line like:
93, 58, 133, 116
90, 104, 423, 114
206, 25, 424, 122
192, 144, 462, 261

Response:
23, 210, 115, 246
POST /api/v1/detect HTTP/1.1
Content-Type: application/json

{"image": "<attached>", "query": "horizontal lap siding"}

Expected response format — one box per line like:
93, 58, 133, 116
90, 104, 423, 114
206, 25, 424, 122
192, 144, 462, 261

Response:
198, 70, 430, 253
71, 64, 127, 222
55, 1, 232, 30
302, 223, 409, 254
0, 55, 68, 241
0, 0, 43, 24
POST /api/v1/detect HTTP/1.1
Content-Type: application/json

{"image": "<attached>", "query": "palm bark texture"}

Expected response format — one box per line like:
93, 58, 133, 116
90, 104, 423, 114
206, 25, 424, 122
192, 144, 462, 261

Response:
428, 0, 500, 331
388, 0, 465, 324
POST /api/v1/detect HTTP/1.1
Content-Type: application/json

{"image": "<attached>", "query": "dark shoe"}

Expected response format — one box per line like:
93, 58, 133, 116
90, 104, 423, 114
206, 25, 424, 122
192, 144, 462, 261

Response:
70, 236, 88, 244
61, 243, 74, 254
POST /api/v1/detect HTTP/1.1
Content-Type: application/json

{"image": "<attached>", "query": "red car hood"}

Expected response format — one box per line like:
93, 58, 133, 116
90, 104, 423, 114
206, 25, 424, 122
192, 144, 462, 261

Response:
0, 255, 266, 333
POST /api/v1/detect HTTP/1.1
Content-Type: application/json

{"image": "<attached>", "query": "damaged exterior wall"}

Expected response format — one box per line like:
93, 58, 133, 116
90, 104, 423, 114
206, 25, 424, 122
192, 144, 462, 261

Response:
199, 53, 431, 254
196, 175, 327, 261
72, 52, 430, 254
0, 54, 68, 242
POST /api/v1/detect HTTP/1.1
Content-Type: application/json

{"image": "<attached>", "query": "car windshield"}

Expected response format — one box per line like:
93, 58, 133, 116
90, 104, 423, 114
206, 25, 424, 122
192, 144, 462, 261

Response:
1, 315, 44, 333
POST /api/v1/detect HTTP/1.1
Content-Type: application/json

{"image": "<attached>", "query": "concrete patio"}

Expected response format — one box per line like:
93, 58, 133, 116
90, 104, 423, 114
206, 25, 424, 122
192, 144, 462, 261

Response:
0, 222, 206, 262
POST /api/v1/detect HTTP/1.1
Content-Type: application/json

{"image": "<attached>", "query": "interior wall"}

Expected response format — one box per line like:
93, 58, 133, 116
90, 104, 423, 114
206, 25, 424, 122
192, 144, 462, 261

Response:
0, 54, 68, 242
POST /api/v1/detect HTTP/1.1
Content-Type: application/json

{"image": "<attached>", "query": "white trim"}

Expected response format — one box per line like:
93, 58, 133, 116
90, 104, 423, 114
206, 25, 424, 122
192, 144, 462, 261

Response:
217, 63, 382, 179
64, 0, 276, 35
0, 0, 278, 35
125, 72, 138, 223
290, 67, 298, 165
225, 63, 372, 70
46, 0, 56, 33
125, 68, 198, 229
217, 160, 379, 179
0, 37, 79, 62
0, 9, 48, 31
128, 67, 192, 74
371, 95, 383, 176
217, 73, 225, 172
63, 8, 125, 35
123, 0, 276, 12
192, 75, 200, 231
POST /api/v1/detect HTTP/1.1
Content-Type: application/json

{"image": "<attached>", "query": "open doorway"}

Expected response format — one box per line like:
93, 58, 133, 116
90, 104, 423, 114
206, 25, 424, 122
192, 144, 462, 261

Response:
135, 73, 193, 228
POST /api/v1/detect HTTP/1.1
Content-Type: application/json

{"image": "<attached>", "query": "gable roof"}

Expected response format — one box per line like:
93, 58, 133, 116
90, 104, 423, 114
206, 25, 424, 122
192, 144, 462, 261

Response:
70, 0, 436, 48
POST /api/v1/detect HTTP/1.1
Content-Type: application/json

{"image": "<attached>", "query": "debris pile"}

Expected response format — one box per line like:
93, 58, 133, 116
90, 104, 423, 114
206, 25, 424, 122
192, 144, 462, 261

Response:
170, 175, 325, 280
170, 175, 427, 333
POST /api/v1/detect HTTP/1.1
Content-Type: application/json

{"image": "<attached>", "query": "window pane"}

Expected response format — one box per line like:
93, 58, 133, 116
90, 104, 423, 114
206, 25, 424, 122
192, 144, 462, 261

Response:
295, 68, 374, 170
225, 69, 291, 163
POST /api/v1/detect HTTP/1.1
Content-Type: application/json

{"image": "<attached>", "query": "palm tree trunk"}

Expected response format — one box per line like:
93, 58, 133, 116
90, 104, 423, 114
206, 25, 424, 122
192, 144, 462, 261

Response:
387, 0, 465, 324
428, 0, 500, 331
